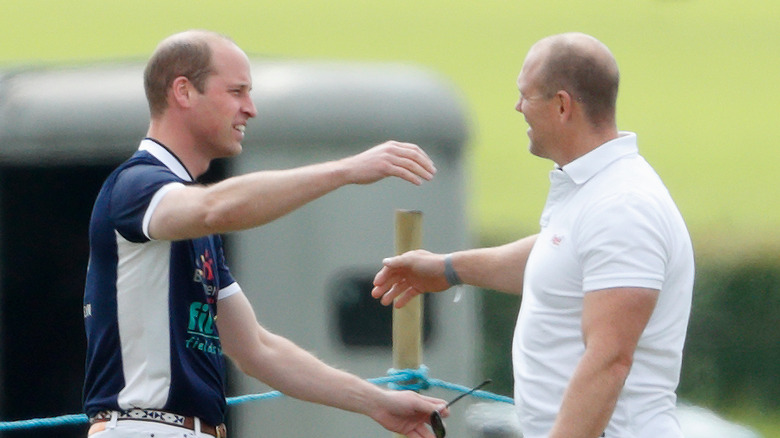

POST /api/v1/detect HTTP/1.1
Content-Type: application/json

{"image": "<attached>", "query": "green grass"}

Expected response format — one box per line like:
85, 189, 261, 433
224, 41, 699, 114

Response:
1, 0, 779, 247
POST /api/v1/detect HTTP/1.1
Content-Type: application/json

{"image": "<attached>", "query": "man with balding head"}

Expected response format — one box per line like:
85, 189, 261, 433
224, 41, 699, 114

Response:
372, 33, 694, 438
82, 30, 448, 438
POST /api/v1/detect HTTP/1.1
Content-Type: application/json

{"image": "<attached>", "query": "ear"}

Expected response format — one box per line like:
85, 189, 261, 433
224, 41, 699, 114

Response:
170, 76, 195, 109
555, 90, 574, 121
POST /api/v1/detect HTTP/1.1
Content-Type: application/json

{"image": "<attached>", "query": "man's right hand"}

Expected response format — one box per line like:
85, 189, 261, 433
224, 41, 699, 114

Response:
372, 250, 451, 308
339, 141, 436, 186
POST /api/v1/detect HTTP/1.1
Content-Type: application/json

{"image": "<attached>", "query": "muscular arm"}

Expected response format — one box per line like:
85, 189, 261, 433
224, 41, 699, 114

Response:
148, 141, 435, 240
372, 234, 537, 308
548, 287, 659, 438
216, 292, 446, 437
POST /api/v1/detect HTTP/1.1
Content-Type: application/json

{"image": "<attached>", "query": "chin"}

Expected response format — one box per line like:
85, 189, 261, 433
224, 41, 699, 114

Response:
528, 144, 550, 160
213, 143, 243, 160
225, 141, 243, 156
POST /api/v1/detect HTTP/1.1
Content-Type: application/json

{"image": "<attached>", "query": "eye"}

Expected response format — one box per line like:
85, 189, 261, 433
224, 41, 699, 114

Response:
229, 85, 249, 95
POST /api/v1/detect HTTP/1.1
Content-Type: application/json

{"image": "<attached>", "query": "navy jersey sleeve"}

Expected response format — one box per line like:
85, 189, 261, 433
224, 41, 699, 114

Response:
109, 164, 182, 243
214, 235, 236, 290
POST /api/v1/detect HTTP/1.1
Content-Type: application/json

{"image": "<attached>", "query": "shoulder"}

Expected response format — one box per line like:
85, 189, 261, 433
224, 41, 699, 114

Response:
574, 156, 684, 246
110, 153, 184, 198
118, 152, 181, 184
585, 154, 672, 212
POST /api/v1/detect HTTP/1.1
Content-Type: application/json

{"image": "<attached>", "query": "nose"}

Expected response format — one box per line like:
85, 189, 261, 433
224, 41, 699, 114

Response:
515, 97, 523, 113
244, 95, 258, 118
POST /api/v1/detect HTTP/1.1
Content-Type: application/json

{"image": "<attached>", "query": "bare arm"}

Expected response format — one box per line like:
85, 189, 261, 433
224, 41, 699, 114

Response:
149, 141, 436, 240
372, 234, 537, 308
548, 287, 659, 438
216, 292, 447, 437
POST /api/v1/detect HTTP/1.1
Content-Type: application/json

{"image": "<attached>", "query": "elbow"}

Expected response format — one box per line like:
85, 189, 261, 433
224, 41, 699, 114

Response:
222, 343, 261, 377
220, 326, 282, 384
607, 350, 635, 384
586, 340, 635, 384
203, 210, 231, 233
227, 354, 252, 376
200, 193, 238, 233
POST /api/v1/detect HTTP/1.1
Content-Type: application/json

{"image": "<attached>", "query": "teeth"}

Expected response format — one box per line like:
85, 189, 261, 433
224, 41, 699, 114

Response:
236, 125, 246, 133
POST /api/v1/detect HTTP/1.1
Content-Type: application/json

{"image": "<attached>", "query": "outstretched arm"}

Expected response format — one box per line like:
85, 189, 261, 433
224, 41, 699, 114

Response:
216, 292, 447, 437
149, 141, 436, 240
372, 234, 538, 308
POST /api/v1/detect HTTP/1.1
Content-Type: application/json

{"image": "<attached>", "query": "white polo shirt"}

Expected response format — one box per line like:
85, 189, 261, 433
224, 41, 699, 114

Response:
512, 132, 694, 438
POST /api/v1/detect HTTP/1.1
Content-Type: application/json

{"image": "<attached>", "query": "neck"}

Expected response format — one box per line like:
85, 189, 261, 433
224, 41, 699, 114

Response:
147, 119, 210, 178
555, 124, 619, 166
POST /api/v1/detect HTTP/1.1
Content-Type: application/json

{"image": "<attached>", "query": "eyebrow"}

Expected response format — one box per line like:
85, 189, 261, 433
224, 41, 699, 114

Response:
229, 83, 252, 91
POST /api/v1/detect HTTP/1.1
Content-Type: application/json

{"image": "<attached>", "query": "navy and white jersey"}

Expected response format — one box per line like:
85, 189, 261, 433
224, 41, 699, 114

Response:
83, 138, 241, 426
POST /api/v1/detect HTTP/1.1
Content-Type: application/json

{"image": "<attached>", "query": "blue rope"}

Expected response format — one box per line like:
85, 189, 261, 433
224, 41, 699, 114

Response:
387, 366, 514, 404
0, 413, 88, 430
0, 367, 512, 431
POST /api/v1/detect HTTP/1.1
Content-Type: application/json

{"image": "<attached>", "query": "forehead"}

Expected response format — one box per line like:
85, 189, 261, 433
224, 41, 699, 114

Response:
209, 40, 253, 86
516, 48, 544, 91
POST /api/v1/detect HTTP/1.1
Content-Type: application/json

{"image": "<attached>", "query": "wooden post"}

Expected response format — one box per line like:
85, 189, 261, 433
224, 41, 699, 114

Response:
392, 210, 423, 438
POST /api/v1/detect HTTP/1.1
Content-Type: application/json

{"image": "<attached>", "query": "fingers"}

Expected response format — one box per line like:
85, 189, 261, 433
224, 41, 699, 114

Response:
421, 397, 450, 417
387, 141, 436, 172
393, 284, 421, 308
372, 250, 445, 307
395, 142, 437, 182
376, 141, 437, 185
376, 390, 446, 438
372, 279, 418, 307
371, 258, 403, 303
345, 140, 436, 186
372, 257, 420, 307
372, 261, 394, 290
405, 395, 447, 438
408, 422, 436, 438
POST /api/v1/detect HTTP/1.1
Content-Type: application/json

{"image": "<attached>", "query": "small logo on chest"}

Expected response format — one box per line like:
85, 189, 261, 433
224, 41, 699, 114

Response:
551, 234, 564, 246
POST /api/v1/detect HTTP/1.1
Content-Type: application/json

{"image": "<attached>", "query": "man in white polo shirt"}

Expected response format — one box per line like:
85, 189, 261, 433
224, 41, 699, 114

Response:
371, 32, 694, 438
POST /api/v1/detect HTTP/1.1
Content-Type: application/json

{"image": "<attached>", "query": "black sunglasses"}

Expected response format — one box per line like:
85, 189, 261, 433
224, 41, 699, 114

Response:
430, 379, 492, 438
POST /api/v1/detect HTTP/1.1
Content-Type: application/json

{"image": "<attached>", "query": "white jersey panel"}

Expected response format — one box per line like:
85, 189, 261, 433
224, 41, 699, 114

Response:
115, 231, 172, 409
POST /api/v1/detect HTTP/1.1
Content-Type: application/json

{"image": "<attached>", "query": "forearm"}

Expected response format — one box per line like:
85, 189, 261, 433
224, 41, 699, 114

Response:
549, 349, 629, 438
218, 293, 385, 416
241, 330, 385, 415
373, 234, 537, 308
202, 161, 348, 233
451, 234, 537, 295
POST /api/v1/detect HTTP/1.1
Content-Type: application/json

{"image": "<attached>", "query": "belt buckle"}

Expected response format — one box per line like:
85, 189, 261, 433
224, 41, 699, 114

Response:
215, 423, 227, 438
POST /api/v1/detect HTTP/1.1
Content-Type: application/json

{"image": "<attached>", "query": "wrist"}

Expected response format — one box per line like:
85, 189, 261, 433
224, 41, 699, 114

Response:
444, 253, 462, 286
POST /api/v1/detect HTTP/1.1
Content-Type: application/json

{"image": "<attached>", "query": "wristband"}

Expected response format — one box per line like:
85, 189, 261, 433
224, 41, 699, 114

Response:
444, 254, 463, 286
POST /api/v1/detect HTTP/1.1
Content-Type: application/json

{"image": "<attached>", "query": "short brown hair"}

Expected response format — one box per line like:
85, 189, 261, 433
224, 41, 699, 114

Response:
538, 38, 619, 127
143, 31, 224, 117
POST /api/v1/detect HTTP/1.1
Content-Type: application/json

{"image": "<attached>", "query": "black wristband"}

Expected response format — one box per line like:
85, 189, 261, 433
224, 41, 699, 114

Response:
444, 254, 463, 286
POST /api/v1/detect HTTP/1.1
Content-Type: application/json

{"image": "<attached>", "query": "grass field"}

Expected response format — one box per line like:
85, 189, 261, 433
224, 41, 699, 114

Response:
1, 0, 779, 249
1, 0, 778, 435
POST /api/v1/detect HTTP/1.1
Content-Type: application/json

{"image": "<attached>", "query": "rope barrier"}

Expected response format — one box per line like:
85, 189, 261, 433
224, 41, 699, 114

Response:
0, 367, 513, 432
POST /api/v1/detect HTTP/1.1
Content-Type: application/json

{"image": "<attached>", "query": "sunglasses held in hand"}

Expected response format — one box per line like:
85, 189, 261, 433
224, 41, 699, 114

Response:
430, 379, 492, 438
